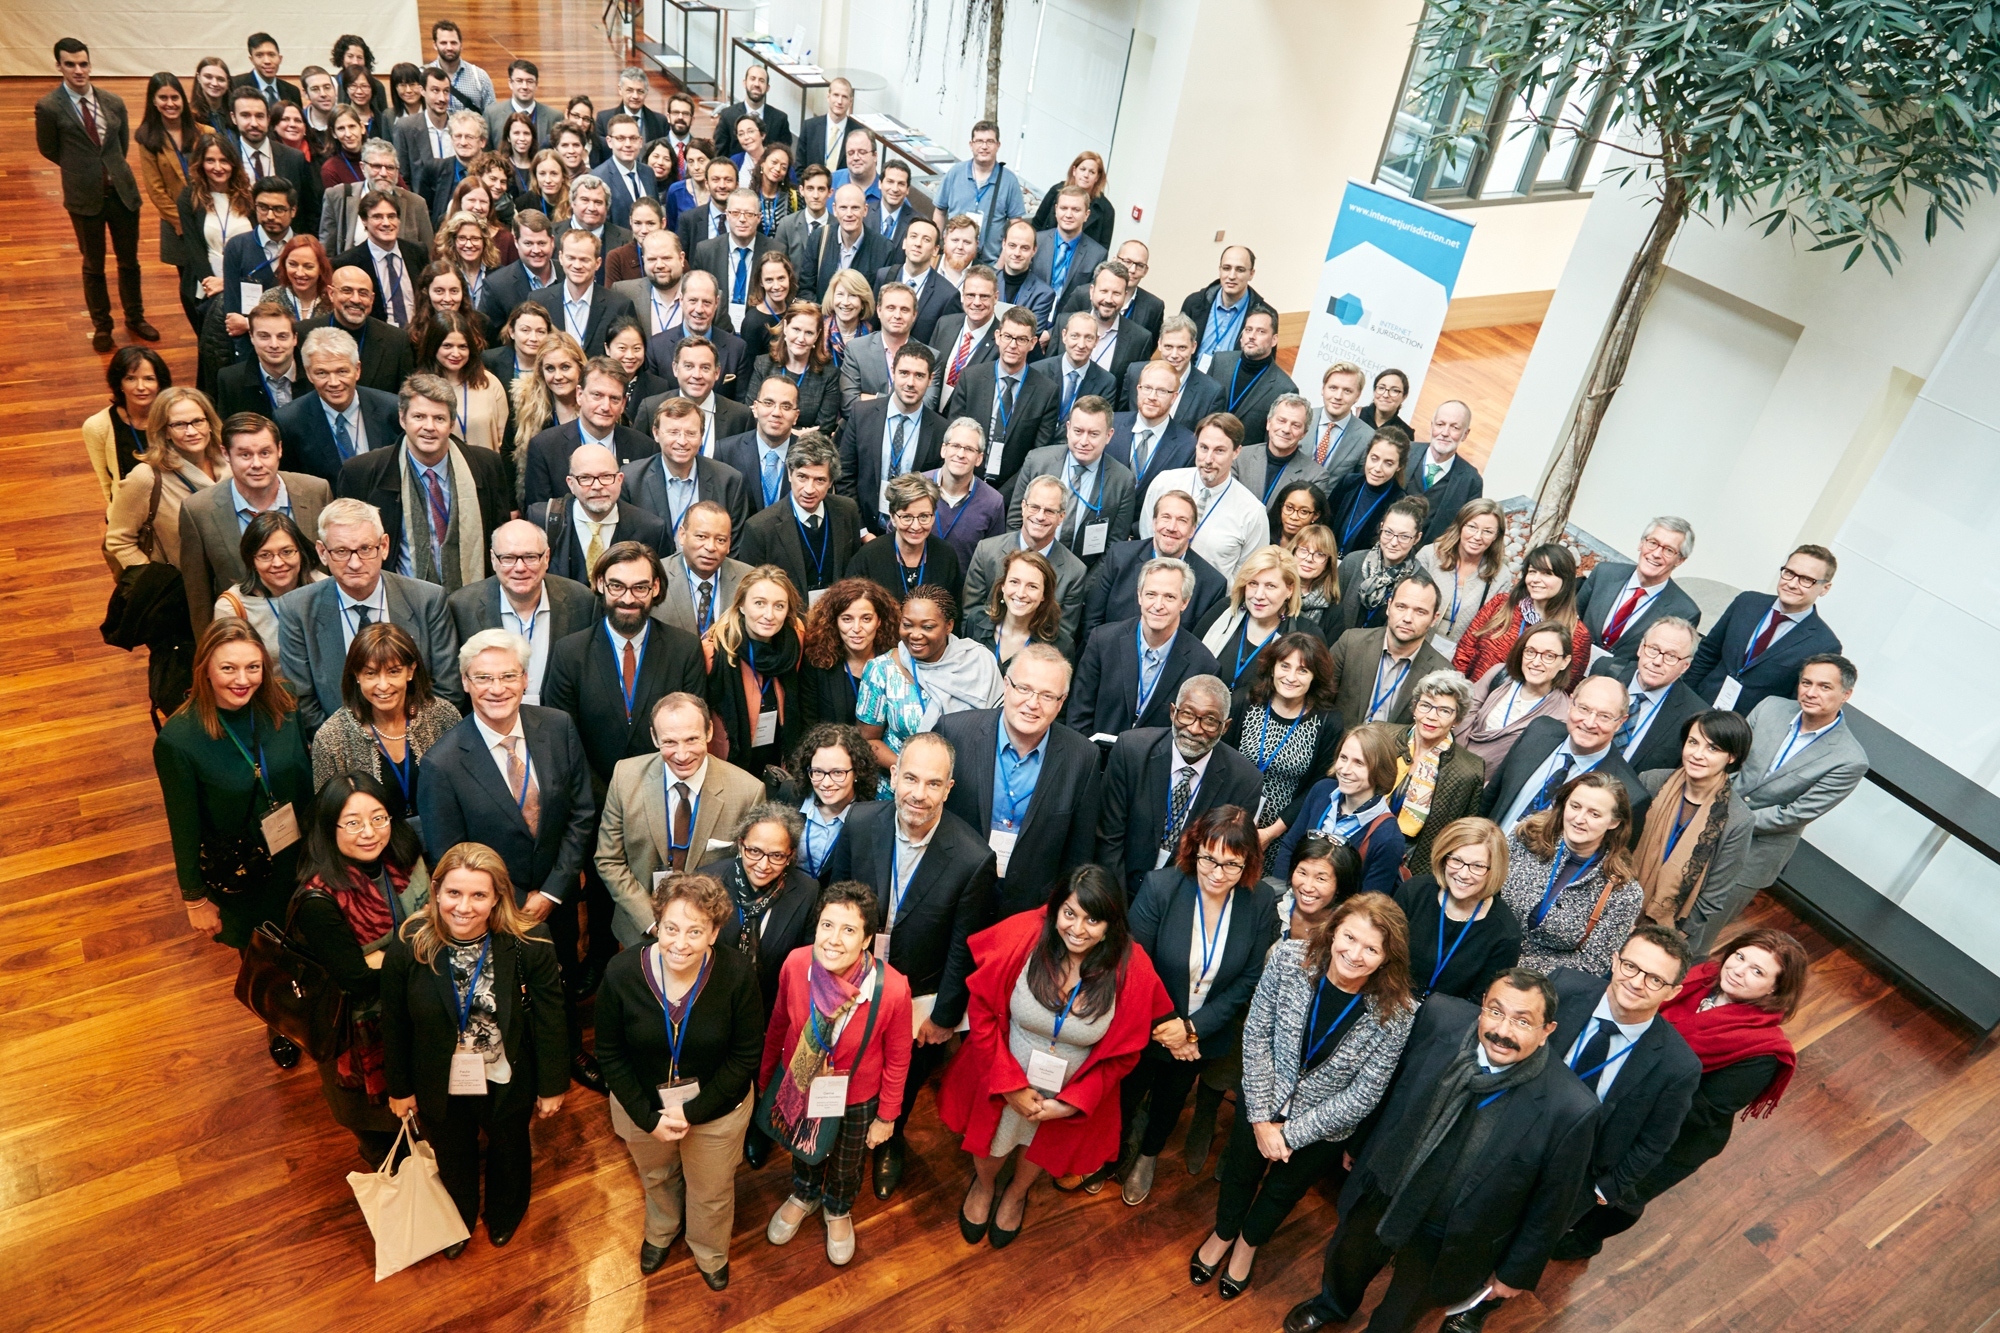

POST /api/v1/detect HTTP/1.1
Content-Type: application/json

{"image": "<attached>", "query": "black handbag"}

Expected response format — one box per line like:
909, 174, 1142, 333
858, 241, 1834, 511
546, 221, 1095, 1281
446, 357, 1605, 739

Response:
236, 889, 351, 1062
199, 819, 273, 896
754, 961, 882, 1165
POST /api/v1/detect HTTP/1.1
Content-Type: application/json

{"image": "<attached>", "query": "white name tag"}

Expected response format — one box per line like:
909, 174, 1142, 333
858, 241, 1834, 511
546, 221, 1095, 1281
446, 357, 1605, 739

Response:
1080, 522, 1108, 556
1026, 1047, 1069, 1095
807, 1074, 850, 1117
1587, 643, 1612, 669
657, 1080, 701, 1109
239, 282, 264, 314
988, 829, 1018, 876
985, 452, 1003, 477
808, 588, 827, 608
729, 301, 747, 328
449, 1050, 487, 1095
1156, 846, 1172, 869
1715, 676, 1744, 710
754, 710, 778, 748
873, 929, 891, 960
261, 804, 301, 855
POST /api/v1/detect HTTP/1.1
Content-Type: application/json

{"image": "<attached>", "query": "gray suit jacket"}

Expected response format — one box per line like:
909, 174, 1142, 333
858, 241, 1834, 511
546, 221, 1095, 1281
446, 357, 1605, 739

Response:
317, 182, 434, 255
444, 573, 599, 643
484, 99, 560, 149
593, 751, 767, 945
963, 532, 1089, 647
836, 331, 941, 412
1734, 697, 1870, 890
655, 553, 751, 635
611, 277, 674, 337
392, 111, 452, 191
1576, 562, 1704, 669
275, 573, 461, 732
1303, 407, 1379, 483
36, 85, 139, 215
1004, 446, 1137, 554
1638, 768, 1757, 955
1233, 443, 1324, 505
776, 207, 830, 274
619, 453, 751, 550
179, 473, 332, 634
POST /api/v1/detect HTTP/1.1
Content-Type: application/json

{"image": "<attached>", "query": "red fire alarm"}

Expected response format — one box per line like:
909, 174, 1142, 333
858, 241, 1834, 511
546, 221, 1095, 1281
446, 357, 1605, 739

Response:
1131, 205, 1142, 221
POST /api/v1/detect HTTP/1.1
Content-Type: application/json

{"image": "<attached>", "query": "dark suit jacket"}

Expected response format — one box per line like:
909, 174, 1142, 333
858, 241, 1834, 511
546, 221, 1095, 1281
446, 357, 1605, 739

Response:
1178, 280, 1272, 353
1205, 351, 1297, 447
1070, 619, 1219, 738
596, 105, 671, 151
229, 73, 301, 105
619, 454, 750, 555
823, 803, 995, 1027
1341, 995, 1600, 1296
416, 154, 478, 225
804, 225, 895, 300
694, 232, 781, 304
1478, 715, 1650, 841
276, 387, 402, 484
589, 157, 661, 228
1091, 322, 1157, 410
1119, 362, 1225, 431
642, 325, 752, 401
1326, 627, 1450, 729
297, 314, 414, 395
1080, 537, 1229, 644
418, 706, 597, 903
334, 443, 513, 583
36, 85, 140, 215
995, 268, 1056, 331
736, 496, 864, 595
795, 115, 847, 178
714, 429, 794, 517
216, 359, 298, 420
1576, 562, 1704, 670
477, 259, 557, 328
634, 388, 754, 440
220, 229, 289, 312
1403, 452, 1487, 545
520, 418, 656, 509
934, 708, 1102, 916
836, 398, 949, 533
726, 864, 821, 1017
1028, 357, 1116, 428
526, 498, 670, 582
848, 533, 964, 607
245, 139, 321, 232
1059, 282, 1168, 341
443, 573, 599, 650
953, 365, 1061, 492
928, 313, 1000, 409
1107, 413, 1197, 507
541, 618, 709, 793
332, 239, 431, 325
1686, 593, 1840, 719
711, 102, 791, 157
1129, 870, 1277, 1042
1590, 661, 1709, 776
553, 220, 636, 283
1031, 229, 1109, 311
1548, 968, 1702, 1213
675, 203, 725, 261
874, 265, 964, 345
526, 282, 638, 356
1096, 728, 1264, 900
867, 200, 918, 249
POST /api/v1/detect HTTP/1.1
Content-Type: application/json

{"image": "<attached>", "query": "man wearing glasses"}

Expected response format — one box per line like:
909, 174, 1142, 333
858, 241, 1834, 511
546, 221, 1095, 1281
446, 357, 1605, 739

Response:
1587, 617, 1707, 773
1687, 544, 1844, 717
1481, 674, 1650, 841
1576, 517, 1703, 671
522, 442, 670, 585
444, 518, 598, 704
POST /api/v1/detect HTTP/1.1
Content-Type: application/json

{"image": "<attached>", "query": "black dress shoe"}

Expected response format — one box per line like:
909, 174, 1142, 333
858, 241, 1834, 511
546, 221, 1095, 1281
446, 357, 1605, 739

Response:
126, 319, 162, 341
442, 1240, 469, 1260
91, 330, 114, 354
743, 1124, 772, 1169
639, 1239, 670, 1274
1439, 1301, 1503, 1333
268, 1033, 301, 1068
488, 1226, 516, 1247
1189, 1239, 1225, 1285
958, 1181, 990, 1245
988, 1197, 1025, 1249
871, 1138, 905, 1200
571, 1051, 608, 1093
1283, 1301, 1346, 1333
699, 1262, 729, 1291
571, 959, 605, 1000
1217, 1250, 1256, 1300
1550, 1226, 1604, 1261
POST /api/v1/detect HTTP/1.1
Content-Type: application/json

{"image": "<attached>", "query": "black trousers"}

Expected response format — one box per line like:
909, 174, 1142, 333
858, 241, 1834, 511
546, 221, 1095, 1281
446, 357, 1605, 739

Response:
1212, 1105, 1347, 1246
1120, 1052, 1207, 1157
541, 896, 586, 1055
68, 193, 145, 329
577, 860, 619, 965
423, 1090, 535, 1234
891, 1036, 952, 1138
1309, 1186, 1457, 1333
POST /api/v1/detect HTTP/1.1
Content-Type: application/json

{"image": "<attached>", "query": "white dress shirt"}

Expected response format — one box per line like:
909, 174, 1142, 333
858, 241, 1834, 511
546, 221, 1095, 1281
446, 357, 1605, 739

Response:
1564, 992, 1652, 1101
335, 578, 390, 650
501, 584, 553, 704
1138, 467, 1266, 580
1500, 740, 1615, 831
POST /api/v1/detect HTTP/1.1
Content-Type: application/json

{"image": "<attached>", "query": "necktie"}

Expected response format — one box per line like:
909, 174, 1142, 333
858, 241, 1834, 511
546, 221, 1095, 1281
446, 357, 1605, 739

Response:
1614, 694, 1645, 750
1064, 461, 1084, 545
675, 141, 686, 174
1572, 1017, 1618, 1094
889, 415, 909, 480
621, 639, 638, 715
267, 376, 292, 408
1527, 754, 1575, 815
1746, 609, 1786, 663
626, 170, 642, 203
1602, 587, 1646, 647
1132, 428, 1154, 478
352, 604, 373, 628
997, 375, 1018, 437
697, 580, 714, 633
1316, 418, 1336, 465
502, 736, 541, 835
333, 412, 355, 460
257, 148, 271, 179
1052, 237, 1075, 291
761, 449, 782, 505
385, 253, 408, 326
732, 248, 750, 303
670, 780, 692, 869
1196, 485, 1214, 518
1424, 462, 1443, 488
79, 95, 101, 146
584, 520, 606, 574
262, 81, 278, 106
1062, 369, 1081, 421
1163, 764, 1198, 854
424, 469, 450, 545
805, 513, 823, 541
948, 330, 975, 386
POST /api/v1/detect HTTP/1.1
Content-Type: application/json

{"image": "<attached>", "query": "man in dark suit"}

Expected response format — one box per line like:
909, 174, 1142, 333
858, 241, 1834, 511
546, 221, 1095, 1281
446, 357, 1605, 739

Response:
936, 648, 1102, 917
1129, 315, 1226, 430
692, 192, 780, 325
1032, 187, 1110, 312
1107, 361, 1200, 506
1204, 307, 1295, 447
520, 360, 654, 507
231, 34, 300, 105
875, 218, 964, 345
1324, 574, 1450, 726
1081, 492, 1229, 643
1282, 971, 1599, 1333
837, 347, 948, 535
226, 87, 319, 234
527, 229, 638, 356
525, 441, 670, 583
736, 433, 862, 597
715, 376, 801, 518
412, 108, 491, 225
1180, 245, 1269, 372
674, 157, 740, 258
300, 264, 415, 392
1069, 261, 1156, 410
217, 302, 302, 419
1480, 676, 1650, 839
1071, 555, 1219, 740
220, 179, 299, 320
444, 520, 598, 704
589, 112, 661, 229
825, 733, 998, 1199
419, 628, 600, 1090
1576, 518, 1703, 671
621, 396, 750, 555
1096, 676, 1264, 901
641, 276, 751, 407
332, 189, 429, 329
36, 39, 155, 352
335, 374, 513, 593
1031, 312, 1118, 432
597, 70, 670, 149
994, 218, 1057, 333
1003, 397, 1138, 570
1403, 400, 1487, 545
283, 324, 403, 481
555, 178, 636, 284
484, 59, 562, 149
804, 184, 895, 299
179, 415, 331, 633
1591, 617, 1708, 775
392, 67, 456, 188
952, 307, 1060, 492
477, 213, 559, 328
1686, 544, 1842, 718
795, 76, 854, 176
929, 267, 1002, 412
710, 64, 791, 157
1056, 237, 1167, 340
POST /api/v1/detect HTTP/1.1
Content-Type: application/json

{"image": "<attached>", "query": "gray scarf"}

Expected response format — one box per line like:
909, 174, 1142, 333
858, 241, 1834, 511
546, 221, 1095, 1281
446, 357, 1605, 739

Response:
398, 440, 487, 592
1354, 545, 1420, 614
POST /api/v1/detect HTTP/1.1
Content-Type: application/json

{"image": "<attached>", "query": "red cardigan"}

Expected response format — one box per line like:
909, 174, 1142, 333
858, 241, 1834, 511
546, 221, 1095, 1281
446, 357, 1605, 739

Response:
1452, 593, 1591, 686
937, 908, 1173, 1177
758, 946, 915, 1122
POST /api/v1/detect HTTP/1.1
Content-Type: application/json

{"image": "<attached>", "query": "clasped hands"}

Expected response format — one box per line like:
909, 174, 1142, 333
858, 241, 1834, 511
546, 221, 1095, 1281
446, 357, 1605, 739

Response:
1151, 1017, 1201, 1061
1003, 1085, 1078, 1122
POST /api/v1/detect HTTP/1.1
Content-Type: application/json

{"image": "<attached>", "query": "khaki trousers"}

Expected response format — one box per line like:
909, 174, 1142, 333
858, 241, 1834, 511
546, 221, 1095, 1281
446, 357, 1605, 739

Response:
610, 1091, 752, 1271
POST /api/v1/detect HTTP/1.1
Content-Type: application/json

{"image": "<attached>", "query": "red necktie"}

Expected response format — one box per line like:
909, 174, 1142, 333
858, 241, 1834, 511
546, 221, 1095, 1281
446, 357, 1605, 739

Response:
621, 640, 638, 714
79, 96, 102, 147
1315, 418, 1336, 465
947, 329, 975, 386
1601, 587, 1646, 647
1746, 609, 1786, 664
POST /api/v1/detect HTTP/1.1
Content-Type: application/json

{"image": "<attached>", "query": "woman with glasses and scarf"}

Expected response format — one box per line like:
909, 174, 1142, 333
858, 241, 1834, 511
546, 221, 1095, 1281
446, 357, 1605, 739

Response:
1389, 669, 1487, 876
1335, 497, 1430, 632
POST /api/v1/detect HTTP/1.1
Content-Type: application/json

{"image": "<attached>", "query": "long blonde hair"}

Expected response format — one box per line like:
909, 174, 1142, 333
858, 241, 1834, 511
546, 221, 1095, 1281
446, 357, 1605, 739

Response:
400, 842, 546, 966
143, 386, 226, 474
707, 566, 805, 665
510, 330, 586, 498
1228, 544, 1303, 618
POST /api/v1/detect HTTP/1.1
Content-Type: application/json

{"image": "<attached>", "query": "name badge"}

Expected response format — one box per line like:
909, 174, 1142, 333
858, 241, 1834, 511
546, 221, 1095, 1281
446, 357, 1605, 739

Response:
1155, 846, 1172, 869
808, 588, 827, 608
754, 710, 778, 748
1714, 676, 1744, 711
988, 829, 1018, 876
1080, 522, 1108, 556
448, 1050, 487, 1095
1587, 643, 1612, 669
985, 452, 1003, 477
657, 1079, 701, 1110
1025, 1048, 1069, 1095
807, 1074, 850, 1117
239, 282, 265, 314
873, 929, 891, 960
261, 804, 301, 855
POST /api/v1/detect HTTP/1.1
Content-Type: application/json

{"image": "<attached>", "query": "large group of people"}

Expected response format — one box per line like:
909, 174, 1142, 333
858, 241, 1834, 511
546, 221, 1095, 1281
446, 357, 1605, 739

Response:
41, 23, 1872, 1330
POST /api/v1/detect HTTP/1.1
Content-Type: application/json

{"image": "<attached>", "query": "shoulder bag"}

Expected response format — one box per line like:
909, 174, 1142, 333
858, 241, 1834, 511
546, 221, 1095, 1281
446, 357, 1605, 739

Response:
754, 960, 883, 1165
236, 887, 353, 1062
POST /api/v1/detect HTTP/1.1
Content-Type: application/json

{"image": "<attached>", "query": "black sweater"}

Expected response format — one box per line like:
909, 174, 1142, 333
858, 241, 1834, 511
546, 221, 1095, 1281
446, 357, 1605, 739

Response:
594, 940, 765, 1132
1395, 876, 1524, 1003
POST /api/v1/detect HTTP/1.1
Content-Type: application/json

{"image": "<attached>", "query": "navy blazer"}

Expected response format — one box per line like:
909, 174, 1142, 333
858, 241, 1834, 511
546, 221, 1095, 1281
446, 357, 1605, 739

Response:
1121, 361, 1225, 431
1107, 413, 1197, 507
1096, 727, 1265, 901
1080, 537, 1229, 644
215, 358, 295, 421
477, 259, 556, 329
1685, 591, 1840, 719
521, 418, 657, 509
525, 497, 670, 583
220, 229, 285, 313
995, 268, 1056, 332
735, 494, 864, 596
1069, 618, 1219, 738
1589, 659, 1710, 776
714, 429, 792, 516
1031, 229, 1108, 310
1027, 356, 1116, 427
1128, 869, 1278, 1042
418, 706, 597, 903
1478, 715, 1651, 844
1576, 561, 1704, 670
526, 282, 639, 356
588, 157, 659, 228
953, 364, 1062, 492
1272, 783, 1408, 893
1402, 452, 1486, 546
873, 264, 964, 345
835, 397, 949, 534
643, 324, 753, 402
335, 443, 513, 584
331, 239, 432, 325
804, 225, 896, 300
935, 708, 1104, 916
276, 385, 399, 484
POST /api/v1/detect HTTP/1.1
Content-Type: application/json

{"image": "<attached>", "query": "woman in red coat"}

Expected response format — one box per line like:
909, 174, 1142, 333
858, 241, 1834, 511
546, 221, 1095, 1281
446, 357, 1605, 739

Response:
941, 865, 1173, 1248
1452, 542, 1591, 685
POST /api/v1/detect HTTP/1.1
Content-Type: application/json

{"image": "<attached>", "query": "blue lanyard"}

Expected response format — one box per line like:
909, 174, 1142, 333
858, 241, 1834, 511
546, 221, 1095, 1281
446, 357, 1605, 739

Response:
1252, 704, 1306, 772
371, 724, 415, 803
1195, 889, 1231, 984
1429, 894, 1480, 990
1662, 794, 1702, 860
606, 622, 648, 717
803, 810, 840, 874
1230, 621, 1278, 687
1189, 482, 1235, 546
936, 479, 975, 538
900, 645, 929, 718
993, 367, 1017, 434
1203, 297, 1246, 356
1568, 1024, 1638, 1083
1261, 463, 1293, 505
451, 936, 492, 1037
1477, 1087, 1512, 1109
1770, 711, 1842, 771
663, 777, 701, 859
1225, 359, 1270, 414
1049, 981, 1083, 1048
1742, 607, 1790, 669
793, 509, 830, 583
1369, 654, 1413, 719
1303, 976, 1363, 1066
1063, 462, 1104, 517
1318, 793, 1369, 844
652, 947, 712, 1081
1135, 621, 1171, 717
1531, 843, 1603, 927
895, 545, 928, 592
1338, 486, 1392, 550
843, 665, 861, 701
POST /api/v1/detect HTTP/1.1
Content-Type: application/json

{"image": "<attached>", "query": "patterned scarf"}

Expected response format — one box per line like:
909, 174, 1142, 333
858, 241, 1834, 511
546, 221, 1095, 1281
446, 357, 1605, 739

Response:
320, 859, 415, 1096
398, 440, 487, 592
1352, 545, 1419, 619
1634, 769, 1732, 926
769, 952, 874, 1149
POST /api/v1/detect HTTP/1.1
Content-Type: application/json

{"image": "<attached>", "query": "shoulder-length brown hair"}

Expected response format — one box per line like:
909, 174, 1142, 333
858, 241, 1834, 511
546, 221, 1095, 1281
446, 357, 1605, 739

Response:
400, 842, 546, 967
1515, 770, 1635, 888
416, 307, 492, 390
1174, 804, 1262, 886
1708, 926, 1811, 1020
1503, 621, 1575, 692
766, 298, 832, 372
1244, 631, 1338, 714
339, 622, 437, 718
186, 132, 253, 217
275, 234, 332, 305
144, 386, 226, 473
1067, 150, 1109, 199
802, 577, 900, 668
1340, 722, 1404, 798
180, 618, 296, 738
1432, 498, 1507, 583
1475, 541, 1578, 642
987, 548, 1063, 646
1302, 891, 1415, 1022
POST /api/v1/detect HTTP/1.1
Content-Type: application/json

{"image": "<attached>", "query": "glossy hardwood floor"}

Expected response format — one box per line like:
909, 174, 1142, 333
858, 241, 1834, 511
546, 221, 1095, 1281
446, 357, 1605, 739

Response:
6, 9, 2000, 1330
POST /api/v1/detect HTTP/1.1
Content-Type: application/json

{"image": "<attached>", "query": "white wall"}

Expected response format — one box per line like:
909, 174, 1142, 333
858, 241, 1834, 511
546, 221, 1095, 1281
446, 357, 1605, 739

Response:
1, 1, 422, 78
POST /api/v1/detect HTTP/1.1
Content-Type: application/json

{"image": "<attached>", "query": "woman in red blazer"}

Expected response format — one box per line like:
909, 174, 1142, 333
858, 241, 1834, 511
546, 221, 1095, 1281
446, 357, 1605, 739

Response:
940, 865, 1173, 1248
1452, 542, 1591, 685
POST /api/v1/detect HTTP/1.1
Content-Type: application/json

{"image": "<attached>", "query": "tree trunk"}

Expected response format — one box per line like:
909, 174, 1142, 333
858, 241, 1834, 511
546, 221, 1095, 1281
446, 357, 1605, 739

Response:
1530, 174, 1689, 542
985, 0, 1005, 123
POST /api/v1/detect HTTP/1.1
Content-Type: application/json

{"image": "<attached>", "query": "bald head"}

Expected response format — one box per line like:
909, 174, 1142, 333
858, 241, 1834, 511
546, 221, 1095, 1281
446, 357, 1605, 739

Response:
833, 183, 867, 234
328, 265, 378, 327
492, 518, 549, 554
567, 443, 623, 518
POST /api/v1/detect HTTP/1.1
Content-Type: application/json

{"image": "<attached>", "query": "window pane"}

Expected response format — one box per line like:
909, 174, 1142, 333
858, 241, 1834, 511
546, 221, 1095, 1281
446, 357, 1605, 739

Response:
1535, 77, 1598, 186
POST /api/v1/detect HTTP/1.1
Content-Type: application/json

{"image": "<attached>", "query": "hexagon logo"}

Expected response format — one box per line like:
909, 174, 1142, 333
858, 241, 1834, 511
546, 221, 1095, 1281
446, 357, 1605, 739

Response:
1330, 292, 1365, 326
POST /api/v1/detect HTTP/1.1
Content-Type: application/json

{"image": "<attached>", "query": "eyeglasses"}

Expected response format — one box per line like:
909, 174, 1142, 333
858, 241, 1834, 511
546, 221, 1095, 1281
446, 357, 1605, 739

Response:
166, 417, 209, 433
808, 766, 852, 782
740, 845, 792, 865
1482, 1003, 1542, 1033
1571, 705, 1624, 727
1776, 565, 1826, 588
1379, 528, 1418, 549
1520, 647, 1565, 666
1443, 854, 1489, 879
1196, 853, 1246, 877
1637, 536, 1684, 557
337, 812, 393, 834
570, 471, 620, 487
468, 671, 525, 687
1637, 644, 1689, 665
1412, 698, 1458, 718
253, 547, 299, 566
322, 545, 381, 564
890, 510, 934, 527
1004, 676, 1066, 708
492, 552, 547, 568
603, 578, 656, 598
1171, 705, 1226, 735
1615, 955, 1676, 992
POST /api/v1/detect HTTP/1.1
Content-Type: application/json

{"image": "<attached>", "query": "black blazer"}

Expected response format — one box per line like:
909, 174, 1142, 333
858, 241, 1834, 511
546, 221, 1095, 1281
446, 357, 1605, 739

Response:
276, 387, 403, 485
332, 239, 431, 324
1026, 356, 1116, 425
521, 418, 656, 509
1589, 660, 1710, 776
1080, 536, 1229, 644
736, 496, 865, 597
1121, 362, 1225, 431
596, 104, 672, 151
526, 281, 639, 357
230, 73, 302, 105
835, 398, 949, 533
1080, 322, 1156, 411
216, 359, 294, 420
642, 325, 753, 401
1340, 994, 1599, 1296
694, 232, 782, 303
824, 802, 997, 1028
848, 532, 964, 607
417, 706, 597, 902
634, 388, 754, 440
1322, 474, 1407, 557
1177, 280, 1272, 351
478, 259, 556, 329
934, 708, 1103, 916
717, 860, 821, 1018
1576, 562, 1704, 671
1478, 715, 1650, 844
1070, 619, 1219, 738
675, 204, 725, 261
714, 429, 793, 517
952, 365, 1061, 492
1129, 869, 1278, 1043
874, 264, 965, 345
711, 102, 791, 157
1060, 281, 1167, 340
335, 444, 513, 581
297, 313, 414, 395
746, 357, 841, 436
804, 224, 896, 300
1686, 592, 1841, 719
1205, 354, 1294, 444
1394, 875, 1524, 1002
593, 938, 763, 1131
1097, 728, 1264, 900
540, 618, 708, 793
380, 926, 570, 1123
619, 454, 751, 556
1402, 452, 1486, 545
1547, 967, 1702, 1213
526, 497, 670, 583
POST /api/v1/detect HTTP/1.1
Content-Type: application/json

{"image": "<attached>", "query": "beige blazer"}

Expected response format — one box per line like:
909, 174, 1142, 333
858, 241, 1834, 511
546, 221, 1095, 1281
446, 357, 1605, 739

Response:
594, 751, 766, 946
103, 456, 219, 570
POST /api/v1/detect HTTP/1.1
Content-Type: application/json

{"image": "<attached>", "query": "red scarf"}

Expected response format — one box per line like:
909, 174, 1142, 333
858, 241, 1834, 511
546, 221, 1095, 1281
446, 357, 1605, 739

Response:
1659, 961, 1797, 1119
316, 861, 413, 1097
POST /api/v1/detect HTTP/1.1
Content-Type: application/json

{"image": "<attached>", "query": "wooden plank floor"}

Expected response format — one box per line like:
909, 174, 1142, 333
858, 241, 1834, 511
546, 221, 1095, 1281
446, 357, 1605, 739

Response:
5, 9, 2000, 1329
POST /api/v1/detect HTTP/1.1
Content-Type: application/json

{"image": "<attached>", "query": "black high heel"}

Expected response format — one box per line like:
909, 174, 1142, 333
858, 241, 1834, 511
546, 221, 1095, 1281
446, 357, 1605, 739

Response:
1190, 1236, 1228, 1285
958, 1180, 990, 1245
1218, 1249, 1256, 1300
988, 1195, 1026, 1249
